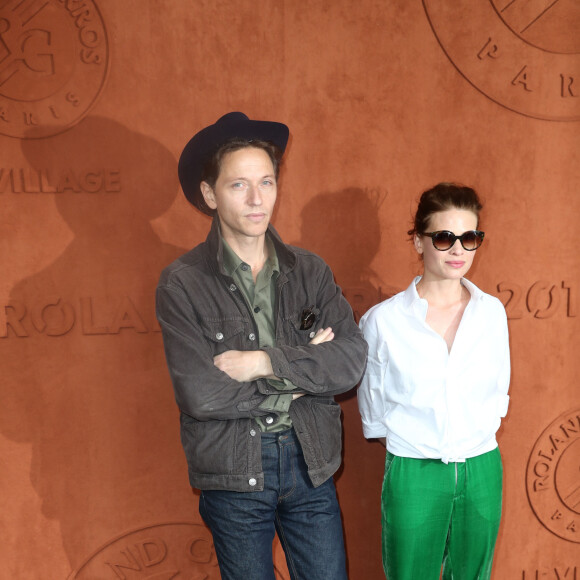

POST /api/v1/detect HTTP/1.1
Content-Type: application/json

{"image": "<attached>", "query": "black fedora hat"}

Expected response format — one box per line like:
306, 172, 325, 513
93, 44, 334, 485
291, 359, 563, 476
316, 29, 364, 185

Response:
178, 112, 290, 215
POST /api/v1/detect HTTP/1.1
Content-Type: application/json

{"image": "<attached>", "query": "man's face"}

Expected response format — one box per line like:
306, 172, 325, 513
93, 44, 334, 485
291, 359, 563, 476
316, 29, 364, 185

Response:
201, 147, 277, 246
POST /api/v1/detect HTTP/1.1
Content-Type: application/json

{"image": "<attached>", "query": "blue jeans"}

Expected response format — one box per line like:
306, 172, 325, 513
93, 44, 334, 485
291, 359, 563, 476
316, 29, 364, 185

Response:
199, 428, 347, 580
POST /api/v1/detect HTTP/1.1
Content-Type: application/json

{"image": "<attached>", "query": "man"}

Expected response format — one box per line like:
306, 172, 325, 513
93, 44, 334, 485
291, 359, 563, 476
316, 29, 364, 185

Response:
156, 112, 367, 580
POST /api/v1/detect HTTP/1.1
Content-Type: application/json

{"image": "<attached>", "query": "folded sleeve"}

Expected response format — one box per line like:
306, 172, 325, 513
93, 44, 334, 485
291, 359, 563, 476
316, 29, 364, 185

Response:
357, 308, 389, 439
156, 283, 268, 421
264, 263, 368, 396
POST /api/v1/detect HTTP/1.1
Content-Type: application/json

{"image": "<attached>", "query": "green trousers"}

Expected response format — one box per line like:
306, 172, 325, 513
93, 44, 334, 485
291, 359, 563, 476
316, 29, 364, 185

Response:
382, 448, 502, 580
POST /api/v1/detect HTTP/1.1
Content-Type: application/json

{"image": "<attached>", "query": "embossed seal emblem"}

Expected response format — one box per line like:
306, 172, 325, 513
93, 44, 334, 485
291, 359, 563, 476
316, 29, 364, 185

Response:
0, 0, 109, 139
526, 409, 580, 543
67, 522, 221, 579
423, 0, 580, 121
68, 521, 292, 579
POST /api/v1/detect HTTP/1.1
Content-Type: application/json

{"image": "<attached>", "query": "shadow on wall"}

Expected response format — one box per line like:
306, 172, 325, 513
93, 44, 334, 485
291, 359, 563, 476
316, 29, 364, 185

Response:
1, 116, 190, 567
294, 187, 395, 578
294, 187, 399, 323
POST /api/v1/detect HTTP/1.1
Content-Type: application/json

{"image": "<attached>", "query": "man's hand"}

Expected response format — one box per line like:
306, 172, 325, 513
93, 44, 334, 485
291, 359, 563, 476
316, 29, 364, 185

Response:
214, 327, 335, 384
213, 350, 274, 382
309, 327, 334, 345
293, 327, 335, 400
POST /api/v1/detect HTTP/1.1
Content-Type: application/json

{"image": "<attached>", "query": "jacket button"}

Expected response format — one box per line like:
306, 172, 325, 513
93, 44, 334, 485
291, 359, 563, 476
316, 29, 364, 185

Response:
250, 429, 257, 437
215, 332, 224, 341
309, 331, 316, 338
249, 478, 257, 486
241, 263, 249, 271
229, 284, 237, 292
265, 416, 274, 424
248, 333, 256, 341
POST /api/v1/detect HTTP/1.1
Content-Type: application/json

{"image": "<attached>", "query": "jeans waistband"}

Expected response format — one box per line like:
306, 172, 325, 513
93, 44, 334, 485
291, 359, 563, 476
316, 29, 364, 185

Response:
260, 427, 296, 442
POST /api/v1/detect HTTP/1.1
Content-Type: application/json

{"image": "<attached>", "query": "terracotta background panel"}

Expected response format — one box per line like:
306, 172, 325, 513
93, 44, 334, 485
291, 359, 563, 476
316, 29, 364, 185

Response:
0, 0, 579, 578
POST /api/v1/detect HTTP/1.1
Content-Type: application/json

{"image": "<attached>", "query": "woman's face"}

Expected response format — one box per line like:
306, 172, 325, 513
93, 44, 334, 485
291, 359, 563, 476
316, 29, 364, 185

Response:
414, 208, 479, 282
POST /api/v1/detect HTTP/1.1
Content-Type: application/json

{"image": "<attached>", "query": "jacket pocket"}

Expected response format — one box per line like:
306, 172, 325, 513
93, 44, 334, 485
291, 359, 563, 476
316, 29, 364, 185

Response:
199, 316, 247, 354
181, 412, 237, 474
284, 306, 322, 345
308, 398, 342, 464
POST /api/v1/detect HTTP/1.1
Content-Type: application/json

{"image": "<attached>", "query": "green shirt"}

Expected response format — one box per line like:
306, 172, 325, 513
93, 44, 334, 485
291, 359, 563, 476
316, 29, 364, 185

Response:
221, 237, 296, 432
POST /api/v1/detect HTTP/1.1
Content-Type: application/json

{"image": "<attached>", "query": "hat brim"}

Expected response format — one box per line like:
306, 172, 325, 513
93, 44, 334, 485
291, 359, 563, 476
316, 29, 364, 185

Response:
178, 112, 289, 215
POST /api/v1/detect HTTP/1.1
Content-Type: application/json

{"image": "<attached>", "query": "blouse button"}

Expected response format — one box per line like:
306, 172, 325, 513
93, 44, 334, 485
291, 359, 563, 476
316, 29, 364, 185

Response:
215, 332, 224, 341
241, 264, 249, 271
248, 333, 256, 341
249, 478, 257, 487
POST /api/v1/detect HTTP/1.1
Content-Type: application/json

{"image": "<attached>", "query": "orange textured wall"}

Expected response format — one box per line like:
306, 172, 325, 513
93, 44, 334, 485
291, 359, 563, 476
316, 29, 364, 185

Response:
0, 1, 579, 578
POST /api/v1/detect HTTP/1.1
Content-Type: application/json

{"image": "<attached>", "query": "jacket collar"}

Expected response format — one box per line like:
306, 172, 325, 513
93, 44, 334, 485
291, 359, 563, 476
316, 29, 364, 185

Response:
206, 216, 296, 276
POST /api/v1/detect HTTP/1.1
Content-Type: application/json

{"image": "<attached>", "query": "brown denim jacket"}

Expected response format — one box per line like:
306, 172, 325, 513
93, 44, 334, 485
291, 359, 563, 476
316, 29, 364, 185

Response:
156, 218, 368, 492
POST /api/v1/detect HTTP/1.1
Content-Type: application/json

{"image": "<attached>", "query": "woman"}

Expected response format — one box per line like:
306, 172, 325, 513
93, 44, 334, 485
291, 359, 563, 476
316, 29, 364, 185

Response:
358, 183, 510, 579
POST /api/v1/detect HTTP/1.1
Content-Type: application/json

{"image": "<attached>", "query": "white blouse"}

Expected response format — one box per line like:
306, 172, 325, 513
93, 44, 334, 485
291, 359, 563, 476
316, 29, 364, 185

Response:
358, 277, 510, 463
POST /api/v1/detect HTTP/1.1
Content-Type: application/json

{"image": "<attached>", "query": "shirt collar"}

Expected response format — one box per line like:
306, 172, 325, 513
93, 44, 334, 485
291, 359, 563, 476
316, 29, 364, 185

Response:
209, 216, 295, 275
264, 237, 280, 276
459, 277, 484, 301
220, 237, 240, 276
221, 235, 279, 278
402, 276, 422, 309
402, 276, 484, 310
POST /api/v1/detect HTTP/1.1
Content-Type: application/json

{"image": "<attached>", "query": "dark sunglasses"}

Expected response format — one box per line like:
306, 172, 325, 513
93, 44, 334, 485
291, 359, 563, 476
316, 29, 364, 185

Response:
423, 230, 485, 251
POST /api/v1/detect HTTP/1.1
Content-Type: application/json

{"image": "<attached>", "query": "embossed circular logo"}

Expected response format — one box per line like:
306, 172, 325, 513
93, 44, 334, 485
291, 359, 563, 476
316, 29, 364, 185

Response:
526, 409, 580, 543
0, 0, 109, 139
68, 522, 292, 579
423, 0, 580, 121
67, 522, 220, 579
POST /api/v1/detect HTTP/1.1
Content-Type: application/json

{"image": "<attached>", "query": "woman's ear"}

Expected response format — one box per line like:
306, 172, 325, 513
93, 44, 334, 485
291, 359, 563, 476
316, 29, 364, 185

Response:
413, 233, 423, 255
200, 181, 217, 210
